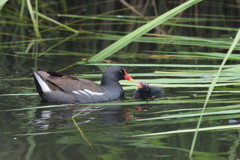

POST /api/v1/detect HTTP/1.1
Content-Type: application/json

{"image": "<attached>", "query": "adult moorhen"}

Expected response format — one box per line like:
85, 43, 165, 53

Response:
33, 66, 134, 104
133, 81, 164, 100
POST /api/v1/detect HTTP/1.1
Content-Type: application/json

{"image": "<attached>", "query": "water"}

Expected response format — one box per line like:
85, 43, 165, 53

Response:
1, 1, 240, 160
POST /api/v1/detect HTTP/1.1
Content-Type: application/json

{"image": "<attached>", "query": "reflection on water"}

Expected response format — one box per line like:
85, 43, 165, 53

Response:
0, 94, 239, 160
33, 104, 124, 130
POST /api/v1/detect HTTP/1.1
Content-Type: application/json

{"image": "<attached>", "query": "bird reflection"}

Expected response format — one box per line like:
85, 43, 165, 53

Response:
33, 104, 124, 130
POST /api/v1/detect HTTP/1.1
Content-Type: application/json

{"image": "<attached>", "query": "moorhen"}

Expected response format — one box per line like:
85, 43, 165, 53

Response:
133, 81, 164, 100
33, 66, 134, 104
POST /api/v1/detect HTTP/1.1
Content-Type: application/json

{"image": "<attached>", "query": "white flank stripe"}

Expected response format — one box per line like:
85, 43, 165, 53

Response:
84, 89, 104, 96
33, 71, 51, 92
78, 90, 90, 96
72, 91, 80, 95
72, 89, 104, 96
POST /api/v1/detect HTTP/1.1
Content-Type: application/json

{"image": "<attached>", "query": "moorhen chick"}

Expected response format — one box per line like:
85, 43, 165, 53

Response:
33, 66, 134, 104
133, 81, 164, 100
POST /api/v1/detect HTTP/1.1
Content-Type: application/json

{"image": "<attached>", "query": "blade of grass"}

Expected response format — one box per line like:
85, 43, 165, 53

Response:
20, 0, 25, 20
0, 0, 8, 10
136, 109, 240, 121
26, 0, 41, 39
35, 0, 38, 35
84, 63, 237, 68
88, 0, 202, 62
33, 11, 79, 34
189, 28, 240, 158
71, 105, 98, 157
133, 124, 240, 137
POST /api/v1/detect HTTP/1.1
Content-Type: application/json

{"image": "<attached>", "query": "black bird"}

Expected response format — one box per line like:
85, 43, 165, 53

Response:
133, 81, 164, 100
33, 66, 134, 104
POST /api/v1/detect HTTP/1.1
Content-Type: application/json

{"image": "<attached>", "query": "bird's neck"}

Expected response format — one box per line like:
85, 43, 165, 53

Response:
101, 76, 119, 86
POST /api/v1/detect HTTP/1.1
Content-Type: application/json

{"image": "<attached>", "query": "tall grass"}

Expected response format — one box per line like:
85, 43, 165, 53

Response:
26, 0, 41, 39
189, 28, 240, 159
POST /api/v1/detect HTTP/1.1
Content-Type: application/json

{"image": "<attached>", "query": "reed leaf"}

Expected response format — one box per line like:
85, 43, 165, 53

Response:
33, 11, 79, 33
26, 0, 41, 39
189, 28, 240, 158
133, 124, 240, 137
84, 63, 237, 68
0, 0, 8, 10
20, 0, 25, 20
136, 109, 240, 121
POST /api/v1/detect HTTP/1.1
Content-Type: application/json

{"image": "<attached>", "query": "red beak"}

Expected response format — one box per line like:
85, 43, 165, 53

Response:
123, 69, 134, 81
135, 81, 143, 88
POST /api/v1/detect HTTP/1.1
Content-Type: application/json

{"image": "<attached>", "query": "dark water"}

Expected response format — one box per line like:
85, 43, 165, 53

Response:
1, 1, 240, 160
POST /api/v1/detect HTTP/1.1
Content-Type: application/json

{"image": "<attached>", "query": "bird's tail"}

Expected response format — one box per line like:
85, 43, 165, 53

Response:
33, 70, 52, 98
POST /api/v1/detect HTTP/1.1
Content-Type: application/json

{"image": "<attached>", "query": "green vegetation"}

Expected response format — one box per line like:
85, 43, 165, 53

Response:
0, 0, 240, 159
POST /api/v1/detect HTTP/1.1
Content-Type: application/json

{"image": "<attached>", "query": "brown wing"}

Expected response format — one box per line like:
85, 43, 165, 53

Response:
38, 71, 104, 94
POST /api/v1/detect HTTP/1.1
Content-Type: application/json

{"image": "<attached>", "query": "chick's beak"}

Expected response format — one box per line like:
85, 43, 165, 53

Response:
135, 81, 143, 88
